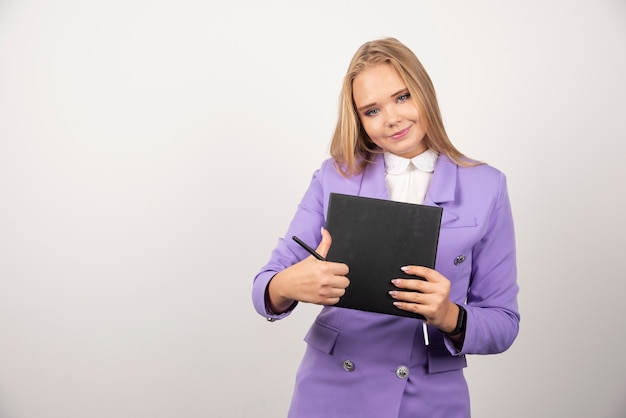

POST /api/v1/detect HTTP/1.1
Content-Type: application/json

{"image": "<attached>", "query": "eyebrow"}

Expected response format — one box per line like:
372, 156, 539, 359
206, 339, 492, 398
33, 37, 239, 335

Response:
356, 88, 409, 112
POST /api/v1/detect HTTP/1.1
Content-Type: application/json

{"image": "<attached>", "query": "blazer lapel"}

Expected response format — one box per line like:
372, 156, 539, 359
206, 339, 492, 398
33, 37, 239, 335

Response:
358, 153, 390, 200
357, 153, 474, 228
424, 155, 468, 228
424, 155, 457, 206
358, 153, 459, 205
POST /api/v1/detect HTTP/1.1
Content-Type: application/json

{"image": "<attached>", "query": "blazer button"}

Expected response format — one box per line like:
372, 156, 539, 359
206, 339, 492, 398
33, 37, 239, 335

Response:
343, 360, 355, 372
396, 365, 409, 379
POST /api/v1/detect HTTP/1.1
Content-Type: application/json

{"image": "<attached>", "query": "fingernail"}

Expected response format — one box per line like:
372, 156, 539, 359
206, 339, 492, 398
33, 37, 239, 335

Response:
400, 266, 409, 272
391, 279, 400, 285
389, 291, 397, 297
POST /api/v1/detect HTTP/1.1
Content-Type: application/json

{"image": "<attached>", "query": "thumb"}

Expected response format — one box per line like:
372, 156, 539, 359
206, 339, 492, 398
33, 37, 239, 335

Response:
316, 227, 333, 258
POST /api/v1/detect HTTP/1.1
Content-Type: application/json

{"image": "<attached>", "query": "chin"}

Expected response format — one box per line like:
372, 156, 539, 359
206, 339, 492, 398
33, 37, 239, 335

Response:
393, 146, 425, 158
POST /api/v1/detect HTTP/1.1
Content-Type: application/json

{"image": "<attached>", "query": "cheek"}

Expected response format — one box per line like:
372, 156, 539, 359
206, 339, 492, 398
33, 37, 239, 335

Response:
412, 109, 424, 125
360, 119, 381, 140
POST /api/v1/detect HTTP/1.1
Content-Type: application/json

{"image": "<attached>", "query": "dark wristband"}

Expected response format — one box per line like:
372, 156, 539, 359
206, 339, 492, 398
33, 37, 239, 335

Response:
446, 304, 467, 336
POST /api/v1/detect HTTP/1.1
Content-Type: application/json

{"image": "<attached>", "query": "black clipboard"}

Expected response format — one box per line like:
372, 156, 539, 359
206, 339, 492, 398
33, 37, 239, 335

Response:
325, 193, 442, 319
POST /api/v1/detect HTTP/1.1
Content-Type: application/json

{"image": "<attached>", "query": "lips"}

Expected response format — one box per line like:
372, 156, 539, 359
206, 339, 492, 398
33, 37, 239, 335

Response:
390, 126, 410, 140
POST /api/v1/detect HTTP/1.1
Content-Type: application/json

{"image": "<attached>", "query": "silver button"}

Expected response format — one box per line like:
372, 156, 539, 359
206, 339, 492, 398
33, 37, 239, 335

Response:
454, 255, 466, 265
266, 317, 276, 322
396, 365, 409, 379
343, 360, 355, 372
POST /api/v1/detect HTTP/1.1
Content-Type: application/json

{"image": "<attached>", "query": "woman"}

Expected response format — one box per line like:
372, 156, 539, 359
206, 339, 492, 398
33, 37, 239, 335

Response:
252, 37, 519, 418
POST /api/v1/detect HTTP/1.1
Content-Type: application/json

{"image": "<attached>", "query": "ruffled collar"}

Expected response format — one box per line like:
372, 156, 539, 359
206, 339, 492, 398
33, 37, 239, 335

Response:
383, 148, 439, 175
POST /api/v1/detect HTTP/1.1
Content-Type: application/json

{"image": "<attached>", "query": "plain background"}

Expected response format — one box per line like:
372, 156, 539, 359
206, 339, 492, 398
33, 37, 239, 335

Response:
1, 0, 625, 417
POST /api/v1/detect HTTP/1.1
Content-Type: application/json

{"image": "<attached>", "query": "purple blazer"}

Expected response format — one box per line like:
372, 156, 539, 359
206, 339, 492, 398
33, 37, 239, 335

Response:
253, 154, 519, 417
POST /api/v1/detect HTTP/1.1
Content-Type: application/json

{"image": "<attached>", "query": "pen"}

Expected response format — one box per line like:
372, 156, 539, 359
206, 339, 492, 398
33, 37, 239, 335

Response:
292, 235, 326, 261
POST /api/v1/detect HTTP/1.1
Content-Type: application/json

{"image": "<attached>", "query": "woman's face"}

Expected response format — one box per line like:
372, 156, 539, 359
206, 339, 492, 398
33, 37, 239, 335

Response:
352, 64, 427, 159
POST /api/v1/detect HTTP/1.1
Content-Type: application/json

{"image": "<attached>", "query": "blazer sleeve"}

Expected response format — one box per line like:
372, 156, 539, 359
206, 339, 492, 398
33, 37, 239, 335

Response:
451, 171, 520, 355
251, 160, 331, 320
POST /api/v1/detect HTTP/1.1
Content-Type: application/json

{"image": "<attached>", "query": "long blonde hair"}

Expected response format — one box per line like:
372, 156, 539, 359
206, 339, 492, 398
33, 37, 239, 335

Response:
330, 38, 477, 176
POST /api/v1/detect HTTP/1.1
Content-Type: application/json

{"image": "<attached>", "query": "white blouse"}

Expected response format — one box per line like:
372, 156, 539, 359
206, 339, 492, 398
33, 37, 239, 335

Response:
383, 148, 438, 205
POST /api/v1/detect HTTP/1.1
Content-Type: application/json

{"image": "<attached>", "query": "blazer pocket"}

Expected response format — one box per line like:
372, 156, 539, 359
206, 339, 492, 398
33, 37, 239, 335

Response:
440, 208, 477, 229
304, 320, 340, 355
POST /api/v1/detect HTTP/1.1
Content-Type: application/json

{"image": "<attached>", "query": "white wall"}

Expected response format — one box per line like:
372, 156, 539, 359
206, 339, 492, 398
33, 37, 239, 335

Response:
0, 1, 624, 417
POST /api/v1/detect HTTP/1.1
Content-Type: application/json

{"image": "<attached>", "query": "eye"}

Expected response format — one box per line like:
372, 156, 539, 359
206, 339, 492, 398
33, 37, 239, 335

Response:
364, 108, 379, 117
398, 93, 410, 102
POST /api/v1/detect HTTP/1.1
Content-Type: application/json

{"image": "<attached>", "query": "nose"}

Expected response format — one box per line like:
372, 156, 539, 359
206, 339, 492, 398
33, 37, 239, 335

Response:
386, 108, 401, 127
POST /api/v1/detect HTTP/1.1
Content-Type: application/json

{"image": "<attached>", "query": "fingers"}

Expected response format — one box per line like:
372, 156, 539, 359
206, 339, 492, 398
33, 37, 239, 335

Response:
304, 272, 350, 306
389, 288, 440, 319
400, 265, 435, 277
390, 266, 452, 323
392, 267, 449, 293
389, 289, 423, 303
316, 227, 332, 258
391, 276, 428, 293
391, 300, 431, 316
398, 265, 442, 283
316, 228, 349, 275
316, 281, 348, 305
281, 235, 350, 306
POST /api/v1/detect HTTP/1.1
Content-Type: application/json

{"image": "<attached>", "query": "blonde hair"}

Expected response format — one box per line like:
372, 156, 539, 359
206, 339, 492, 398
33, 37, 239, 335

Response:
330, 37, 478, 176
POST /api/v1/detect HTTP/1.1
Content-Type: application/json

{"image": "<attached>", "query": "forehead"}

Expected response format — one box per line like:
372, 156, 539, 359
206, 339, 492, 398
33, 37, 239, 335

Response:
352, 64, 406, 105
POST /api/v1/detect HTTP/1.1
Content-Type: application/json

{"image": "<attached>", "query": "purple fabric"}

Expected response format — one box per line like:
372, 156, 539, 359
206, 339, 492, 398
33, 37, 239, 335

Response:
252, 154, 520, 417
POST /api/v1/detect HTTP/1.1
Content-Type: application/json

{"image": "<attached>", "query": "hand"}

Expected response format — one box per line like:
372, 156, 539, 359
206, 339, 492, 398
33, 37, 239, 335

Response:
389, 265, 458, 333
268, 228, 350, 313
